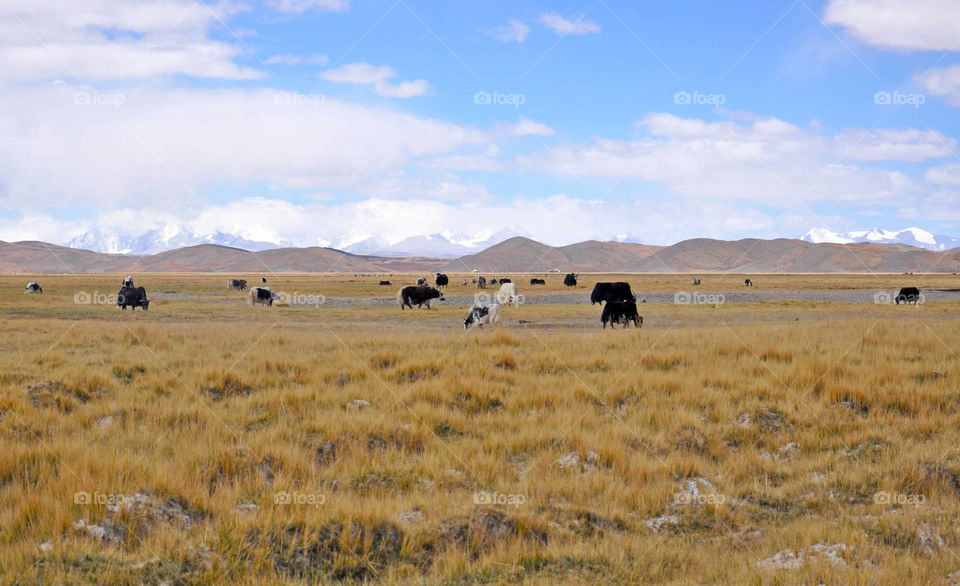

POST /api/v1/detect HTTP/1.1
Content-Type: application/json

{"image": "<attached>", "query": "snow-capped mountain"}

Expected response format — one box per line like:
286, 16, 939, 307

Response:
801, 228, 960, 252
341, 226, 529, 258
67, 225, 289, 255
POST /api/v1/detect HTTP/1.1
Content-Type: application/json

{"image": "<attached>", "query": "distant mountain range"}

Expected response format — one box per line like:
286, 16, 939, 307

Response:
6, 235, 960, 274
802, 227, 960, 252
66, 224, 530, 258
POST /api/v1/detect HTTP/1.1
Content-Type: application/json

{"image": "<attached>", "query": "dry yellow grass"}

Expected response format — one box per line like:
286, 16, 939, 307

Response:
1, 274, 959, 584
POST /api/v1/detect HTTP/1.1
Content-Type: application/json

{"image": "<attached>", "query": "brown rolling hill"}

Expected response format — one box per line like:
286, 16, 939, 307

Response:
443, 238, 663, 272
3, 236, 960, 274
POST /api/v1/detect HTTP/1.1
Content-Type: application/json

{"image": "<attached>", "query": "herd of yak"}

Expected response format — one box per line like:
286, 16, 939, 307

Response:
21, 274, 925, 329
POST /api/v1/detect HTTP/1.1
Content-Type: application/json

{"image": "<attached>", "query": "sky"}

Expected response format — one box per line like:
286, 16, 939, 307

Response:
2, 0, 960, 247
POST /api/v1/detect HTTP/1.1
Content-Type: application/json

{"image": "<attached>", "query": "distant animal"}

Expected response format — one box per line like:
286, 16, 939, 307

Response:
499, 278, 512, 284
261, 277, 267, 284
496, 282, 521, 308
489, 279, 498, 285
122, 276, 134, 287
25, 282, 42, 294
435, 273, 449, 287
590, 282, 634, 305
416, 277, 427, 286
691, 277, 701, 286
744, 279, 753, 287
895, 287, 921, 305
117, 286, 149, 311
601, 300, 642, 329
398, 285, 444, 310
228, 279, 248, 291
249, 286, 274, 306
460, 279, 468, 286
530, 278, 545, 285
379, 280, 392, 286
476, 276, 487, 289
464, 304, 501, 329
563, 273, 578, 287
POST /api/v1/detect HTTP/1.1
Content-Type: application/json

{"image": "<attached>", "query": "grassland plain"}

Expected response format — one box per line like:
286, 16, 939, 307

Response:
2, 274, 960, 584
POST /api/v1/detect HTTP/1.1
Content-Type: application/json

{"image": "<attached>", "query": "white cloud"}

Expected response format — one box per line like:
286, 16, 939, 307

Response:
320, 63, 431, 98
538, 12, 601, 36
0, 0, 261, 81
926, 163, 960, 186
917, 65, 960, 106
823, 0, 960, 51
511, 117, 555, 136
515, 113, 942, 205
265, 53, 329, 66
267, 0, 350, 13
0, 84, 486, 208
487, 19, 530, 43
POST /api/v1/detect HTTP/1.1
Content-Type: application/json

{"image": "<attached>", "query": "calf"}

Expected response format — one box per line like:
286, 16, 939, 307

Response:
895, 287, 921, 305
463, 304, 501, 329
601, 300, 642, 329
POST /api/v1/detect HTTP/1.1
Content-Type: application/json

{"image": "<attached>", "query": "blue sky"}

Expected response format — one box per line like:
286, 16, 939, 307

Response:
2, 0, 960, 248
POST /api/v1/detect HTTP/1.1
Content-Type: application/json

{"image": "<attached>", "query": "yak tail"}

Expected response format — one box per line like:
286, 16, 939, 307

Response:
248, 289, 255, 306
396, 288, 406, 308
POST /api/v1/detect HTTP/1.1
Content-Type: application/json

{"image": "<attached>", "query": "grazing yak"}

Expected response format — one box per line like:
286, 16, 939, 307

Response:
464, 304, 501, 329
379, 280, 392, 286
895, 287, 921, 305
25, 282, 42, 294
530, 278, 545, 285
590, 282, 635, 305
416, 277, 427, 286
601, 300, 642, 329
499, 278, 512, 284
398, 285, 444, 310
744, 279, 753, 287
496, 282, 521, 308
489, 279, 498, 285
261, 277, 267, 284
122, 276, 134, 287
460, 279, 468, 286
476, 276, 487, 289
563, 273, 578, 287
249, 287, 275, 306
228, 279, 248, 291
691, 277, 701, 286
435, 273, 449, 287
117, 286, 149, 310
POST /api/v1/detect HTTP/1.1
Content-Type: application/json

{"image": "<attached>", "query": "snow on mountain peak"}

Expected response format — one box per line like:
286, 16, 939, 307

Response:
802, 227, 959, 251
